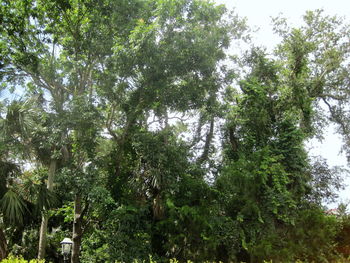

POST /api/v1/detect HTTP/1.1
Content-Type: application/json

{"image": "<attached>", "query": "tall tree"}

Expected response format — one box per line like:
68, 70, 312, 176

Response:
273, 10, 350, 154
216, 10, 350, 261
1, 0, 247, 262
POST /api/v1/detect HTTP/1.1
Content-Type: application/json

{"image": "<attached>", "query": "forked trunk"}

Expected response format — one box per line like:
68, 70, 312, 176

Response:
38, 159, 57, 259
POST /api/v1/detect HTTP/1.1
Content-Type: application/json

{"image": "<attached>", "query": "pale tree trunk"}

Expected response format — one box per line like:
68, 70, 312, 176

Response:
38, 159, 57, 259
197, 116, 214, 164
71, 193, 83, 263
0, 228, 8, 260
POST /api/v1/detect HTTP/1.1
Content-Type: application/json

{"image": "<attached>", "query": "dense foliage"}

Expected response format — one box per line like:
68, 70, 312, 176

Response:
1, 0, 350, 262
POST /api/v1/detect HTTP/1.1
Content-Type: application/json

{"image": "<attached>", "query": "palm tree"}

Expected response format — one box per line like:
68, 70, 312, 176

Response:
0, 159, 58, 260
0, 99, 58, 260
0, 159, 24, 260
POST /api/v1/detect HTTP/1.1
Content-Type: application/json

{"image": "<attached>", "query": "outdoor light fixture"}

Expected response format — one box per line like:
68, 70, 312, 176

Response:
60, 237, 73, 262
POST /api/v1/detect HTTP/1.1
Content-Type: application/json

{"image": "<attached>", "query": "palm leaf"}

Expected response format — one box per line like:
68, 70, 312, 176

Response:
0, 189, 27, 225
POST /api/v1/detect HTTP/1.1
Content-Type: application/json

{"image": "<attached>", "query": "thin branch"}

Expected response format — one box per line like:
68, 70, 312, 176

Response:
319, 93, 347, 101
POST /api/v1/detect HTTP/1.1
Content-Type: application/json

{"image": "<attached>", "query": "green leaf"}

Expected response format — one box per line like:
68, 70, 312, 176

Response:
0, 189, 27, 225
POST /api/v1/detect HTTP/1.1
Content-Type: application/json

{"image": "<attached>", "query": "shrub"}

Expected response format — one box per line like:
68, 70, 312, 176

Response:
0, 255, 44, 263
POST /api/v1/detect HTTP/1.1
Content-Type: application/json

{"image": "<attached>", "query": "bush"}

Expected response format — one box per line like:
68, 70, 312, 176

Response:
0, 255, 44, 263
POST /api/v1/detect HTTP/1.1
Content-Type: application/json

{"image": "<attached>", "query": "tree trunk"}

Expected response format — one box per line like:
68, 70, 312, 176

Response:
0, 228, 7, 260
198, 116, 215, 164
71, 194, 83, 263
38, 159, 57, 259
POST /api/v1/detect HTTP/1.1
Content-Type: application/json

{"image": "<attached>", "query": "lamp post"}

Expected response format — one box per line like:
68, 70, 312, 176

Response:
60, 237, 73, 263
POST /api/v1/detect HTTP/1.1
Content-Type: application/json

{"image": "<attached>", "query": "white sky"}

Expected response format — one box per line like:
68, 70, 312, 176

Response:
215, 0, 350, 206
218, 0, 350, 50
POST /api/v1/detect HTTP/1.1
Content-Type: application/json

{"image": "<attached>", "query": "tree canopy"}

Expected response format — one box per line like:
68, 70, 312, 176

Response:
0, 1, 350, 262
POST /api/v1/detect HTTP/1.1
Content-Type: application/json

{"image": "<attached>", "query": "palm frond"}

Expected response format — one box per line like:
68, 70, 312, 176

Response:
0, 189, 27, 225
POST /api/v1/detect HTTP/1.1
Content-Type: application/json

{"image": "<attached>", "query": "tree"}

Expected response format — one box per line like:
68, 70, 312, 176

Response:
215, 10, 350, 261
1, 0, 247, 261
273, 10, 350, 156
2, 1, 348, 262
